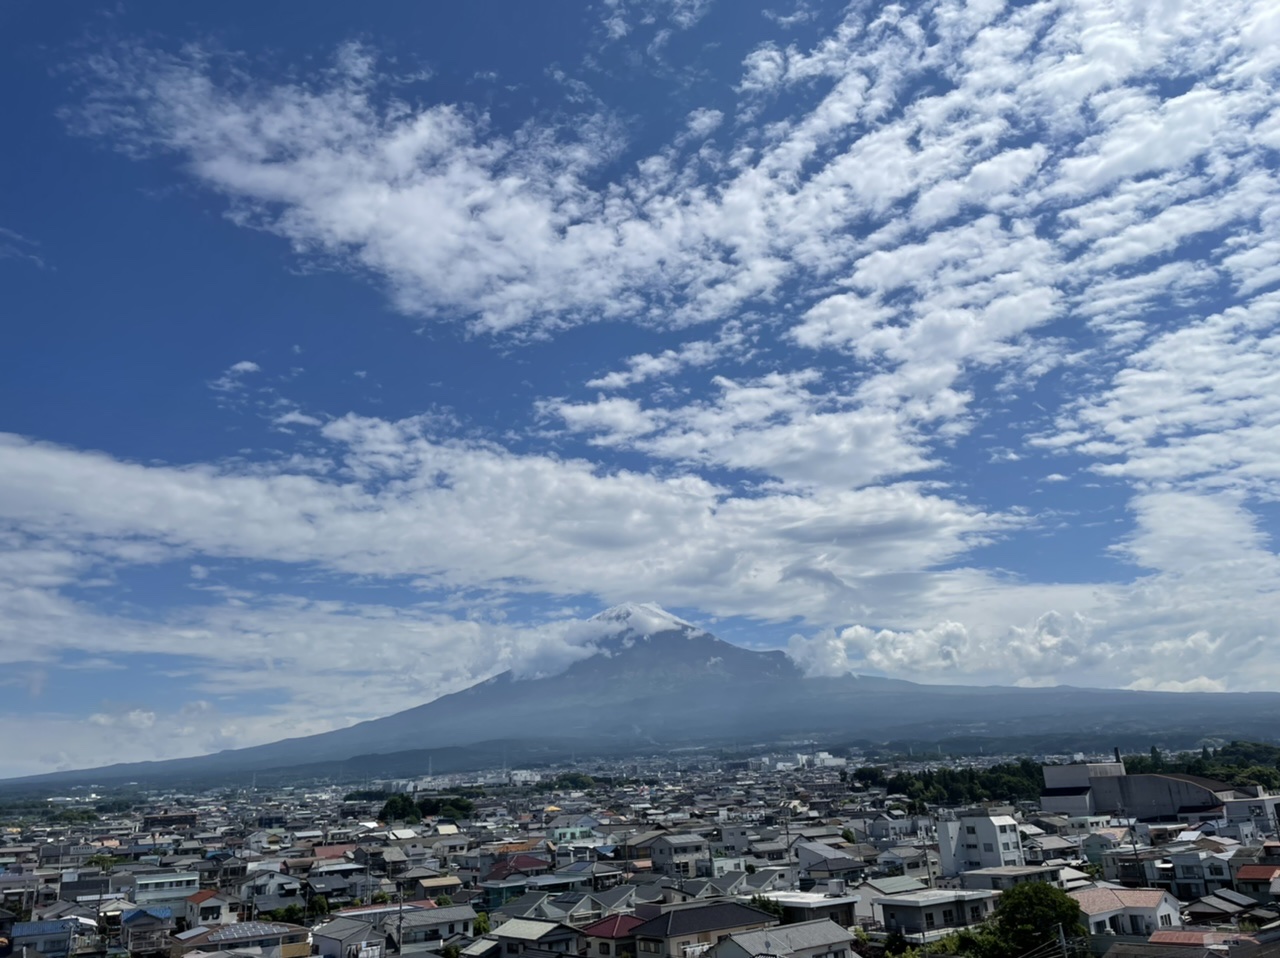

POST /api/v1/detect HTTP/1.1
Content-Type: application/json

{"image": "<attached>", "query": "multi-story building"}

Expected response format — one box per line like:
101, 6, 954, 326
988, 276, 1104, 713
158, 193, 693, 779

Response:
650, 836, 709, 879
131, 871, 201, 913
937, 813, 1024, 876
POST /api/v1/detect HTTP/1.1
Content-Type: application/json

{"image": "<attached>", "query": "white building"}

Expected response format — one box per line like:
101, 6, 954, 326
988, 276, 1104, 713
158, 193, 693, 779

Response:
938, 813, 1025, 877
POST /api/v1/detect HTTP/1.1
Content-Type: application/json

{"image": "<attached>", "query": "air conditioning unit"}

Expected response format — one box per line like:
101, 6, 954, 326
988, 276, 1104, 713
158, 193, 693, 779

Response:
828, 879, 846, 897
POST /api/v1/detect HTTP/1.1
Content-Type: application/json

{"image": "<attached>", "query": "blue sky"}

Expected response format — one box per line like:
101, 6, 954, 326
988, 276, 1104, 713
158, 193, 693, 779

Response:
3, 0, 1280, 776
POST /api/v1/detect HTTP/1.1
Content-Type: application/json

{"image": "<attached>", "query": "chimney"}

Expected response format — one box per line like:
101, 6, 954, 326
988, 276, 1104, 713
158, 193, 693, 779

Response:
1114, 747, 1122, 763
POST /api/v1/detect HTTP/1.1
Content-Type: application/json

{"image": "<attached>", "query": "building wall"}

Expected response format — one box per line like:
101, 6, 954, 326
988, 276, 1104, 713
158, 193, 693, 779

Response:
1089, 776, 1224, 820
939, 816, 1024, 876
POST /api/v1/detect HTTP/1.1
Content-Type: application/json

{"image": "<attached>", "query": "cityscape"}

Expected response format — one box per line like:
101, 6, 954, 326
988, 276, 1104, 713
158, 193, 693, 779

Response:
4, 739, 1280, 958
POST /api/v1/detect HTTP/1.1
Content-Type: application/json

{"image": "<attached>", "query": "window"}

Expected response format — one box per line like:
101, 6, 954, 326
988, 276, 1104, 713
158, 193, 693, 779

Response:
942, 909, 954, 923
983, 843, 994, 853
507, 945, 520, 954
969, 906, 983, 921
600, 945, 611, 955
1160, 914, 1173, 927
925, 913, 936, 929
966, 827, 976, 835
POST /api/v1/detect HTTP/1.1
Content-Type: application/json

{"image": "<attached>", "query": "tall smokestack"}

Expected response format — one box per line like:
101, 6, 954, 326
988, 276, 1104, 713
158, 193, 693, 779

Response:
1114, 747, 1122, 763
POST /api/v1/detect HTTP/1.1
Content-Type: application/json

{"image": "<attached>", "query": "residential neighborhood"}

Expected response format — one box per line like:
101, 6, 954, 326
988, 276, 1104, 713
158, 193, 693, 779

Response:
4, 748, 1280, 958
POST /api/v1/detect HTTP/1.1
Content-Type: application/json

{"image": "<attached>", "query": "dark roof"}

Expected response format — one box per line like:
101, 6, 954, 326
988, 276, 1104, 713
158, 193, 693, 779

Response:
580, 915, 645, 939
314, 917, 382, 943
1153, 773, 1234, 792
634, 902, 776, 939
1041, 786, 1092, 797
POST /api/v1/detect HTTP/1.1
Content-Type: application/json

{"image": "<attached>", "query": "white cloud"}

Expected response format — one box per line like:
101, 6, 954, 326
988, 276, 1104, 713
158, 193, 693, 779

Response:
21, 0, 1280, 767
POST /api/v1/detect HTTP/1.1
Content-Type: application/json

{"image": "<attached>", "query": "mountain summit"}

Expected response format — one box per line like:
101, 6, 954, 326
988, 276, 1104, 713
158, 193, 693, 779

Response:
7, 607, 1280, 789
574, 602, 797, 682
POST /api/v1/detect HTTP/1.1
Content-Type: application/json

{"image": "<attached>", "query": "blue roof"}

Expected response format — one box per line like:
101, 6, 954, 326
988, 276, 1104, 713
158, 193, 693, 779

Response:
123, 906, 173, 922
14, 920, 77, 937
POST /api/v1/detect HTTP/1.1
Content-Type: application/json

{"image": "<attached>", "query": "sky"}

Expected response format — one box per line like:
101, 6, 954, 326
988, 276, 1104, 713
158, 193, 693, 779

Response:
1, 0, 1279, 777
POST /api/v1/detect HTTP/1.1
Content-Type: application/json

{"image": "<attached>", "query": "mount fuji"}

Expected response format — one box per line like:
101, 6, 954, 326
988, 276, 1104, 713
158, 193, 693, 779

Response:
6, 603, 1280, 787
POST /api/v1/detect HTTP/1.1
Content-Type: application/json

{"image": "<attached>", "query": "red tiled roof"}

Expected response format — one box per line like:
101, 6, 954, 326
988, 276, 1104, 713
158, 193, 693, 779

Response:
1069, 887, 1168, 916
314, 844, 358, 860
187, 889, 219, 904
1150, 930, 1258, 946
581, 915, 645, 939
1235, 865, 1280, 881
1148, 931, 1210, 945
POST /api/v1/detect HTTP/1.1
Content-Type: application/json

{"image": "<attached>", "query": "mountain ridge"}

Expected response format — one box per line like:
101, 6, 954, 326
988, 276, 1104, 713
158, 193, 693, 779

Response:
7, 603, 1280, 788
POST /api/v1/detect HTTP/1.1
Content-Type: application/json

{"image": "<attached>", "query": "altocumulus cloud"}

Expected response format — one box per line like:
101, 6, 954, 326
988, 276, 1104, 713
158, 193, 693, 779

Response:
2, 0, 1277, 771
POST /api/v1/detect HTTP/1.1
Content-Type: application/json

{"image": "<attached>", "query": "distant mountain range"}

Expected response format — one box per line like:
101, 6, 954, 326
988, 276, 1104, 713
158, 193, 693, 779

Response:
8, 603, 1280, 789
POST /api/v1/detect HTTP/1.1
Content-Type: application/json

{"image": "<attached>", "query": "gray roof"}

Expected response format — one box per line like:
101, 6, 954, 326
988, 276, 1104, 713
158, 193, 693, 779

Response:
494, 918, 572, 941
314, 917, 382, 943
400, 905, 478, 926
635, 902, 776, 939
723, 919, 855, 956
856, 876, 926, 896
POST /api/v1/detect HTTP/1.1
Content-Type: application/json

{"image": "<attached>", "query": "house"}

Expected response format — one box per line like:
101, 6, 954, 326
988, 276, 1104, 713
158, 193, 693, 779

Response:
958, 865, 1064, 892
1167, 848, 1234, 901
131, 872, 201, 912
492, 918, 581, 957
632, 900, 777, 958
313, 916, 385, 958
169, 920, 311, 958
183, 891, 239, 929
879, 847, 937, 882
746, 890, 860, 928
386, 904, 478, 950
794, 844, 867, 886
581, 914, 645, 958
1233, 865, 1280, 905
121, 907, 176, 955
848, 877, 928, 926
11, 919, 95, 958
875, 889, 999, 943
651, 837, 709, 880
707, 919, 856, 958
1068, 887, 1182, 936
1023, 835, 1080, 865
1183, 889, 1256, 925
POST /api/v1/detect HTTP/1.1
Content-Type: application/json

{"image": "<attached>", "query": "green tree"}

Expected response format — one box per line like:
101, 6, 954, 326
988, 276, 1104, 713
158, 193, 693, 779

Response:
435, 895, 453, 907
884, 930, 910, 956
748, 895, 784, 922
961, 882, 1082, 958
854, 766, 887, 788
1234, 766, 1280, 790
379, 793, 420, 823
473, 913, 491, 936
372, 891, 390, 905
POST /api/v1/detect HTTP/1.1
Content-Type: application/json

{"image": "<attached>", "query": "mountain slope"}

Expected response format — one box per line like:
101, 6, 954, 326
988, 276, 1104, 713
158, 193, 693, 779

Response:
7, 603, 1280, 787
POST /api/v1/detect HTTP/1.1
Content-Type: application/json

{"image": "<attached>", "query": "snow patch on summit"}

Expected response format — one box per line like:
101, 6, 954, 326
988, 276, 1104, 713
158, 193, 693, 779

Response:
588, 601, 702, 637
